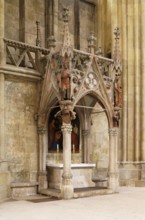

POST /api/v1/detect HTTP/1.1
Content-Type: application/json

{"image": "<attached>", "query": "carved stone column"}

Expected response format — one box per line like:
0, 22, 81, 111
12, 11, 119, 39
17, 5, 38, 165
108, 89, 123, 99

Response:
0, 73, 4, 160
61, 124, 74, 199
0, 0, 5, 159
108, 128, 119, 192
0, 0, 5, 65
37, 127, 48, 190
141, 0, 145, 161
82, 129, 89, 163
121, 0, 127, 162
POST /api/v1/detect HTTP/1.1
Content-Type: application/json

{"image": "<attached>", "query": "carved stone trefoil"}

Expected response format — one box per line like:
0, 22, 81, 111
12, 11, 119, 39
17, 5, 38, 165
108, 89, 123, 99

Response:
85, 72, 98, 90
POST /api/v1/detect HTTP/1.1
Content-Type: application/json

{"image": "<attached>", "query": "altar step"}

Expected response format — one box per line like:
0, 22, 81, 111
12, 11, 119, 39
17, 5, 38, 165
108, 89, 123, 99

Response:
120, 180, 145, 187
39, 187, 113, 199
74, 187, 113, 198
39, 188, 61, 199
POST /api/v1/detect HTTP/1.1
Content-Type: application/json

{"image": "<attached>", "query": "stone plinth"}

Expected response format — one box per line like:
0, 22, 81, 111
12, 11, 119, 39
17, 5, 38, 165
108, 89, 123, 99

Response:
10, 182, 38, 198
47, 163, 95, 190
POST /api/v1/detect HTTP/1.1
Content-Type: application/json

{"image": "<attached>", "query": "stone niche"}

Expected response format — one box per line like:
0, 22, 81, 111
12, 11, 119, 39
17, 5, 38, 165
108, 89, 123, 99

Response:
5, 79, 39, 197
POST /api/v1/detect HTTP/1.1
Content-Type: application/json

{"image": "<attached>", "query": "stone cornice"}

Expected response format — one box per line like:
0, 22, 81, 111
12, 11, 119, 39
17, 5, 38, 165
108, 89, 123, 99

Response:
4, 38, 50, 55
0, 65, 42, 81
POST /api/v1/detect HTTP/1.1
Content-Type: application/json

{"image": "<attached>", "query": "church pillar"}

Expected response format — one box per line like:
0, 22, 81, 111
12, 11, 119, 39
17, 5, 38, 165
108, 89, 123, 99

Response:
0, 0, 5, 160
108, 128, 119, 192
141, 0, 145, 161
82, 129, 89, 163
0, 0, 5, 65
134, 1, 141, 161
121, 0, 127, 162
110, 0, 118, 54
127, 0, 134, 161
38, 127, 48, 190
61, 124, 74, 199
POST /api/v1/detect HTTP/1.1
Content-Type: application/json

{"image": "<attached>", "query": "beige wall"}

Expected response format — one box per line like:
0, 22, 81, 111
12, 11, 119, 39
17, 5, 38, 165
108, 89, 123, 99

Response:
5, 79, 38, 183
4, 0, 19, 41
88, 103, 109, 177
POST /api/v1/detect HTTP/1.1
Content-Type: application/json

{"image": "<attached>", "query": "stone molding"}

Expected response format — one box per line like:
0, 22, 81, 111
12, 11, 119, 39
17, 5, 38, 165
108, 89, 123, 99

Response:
61, 124, 72, 134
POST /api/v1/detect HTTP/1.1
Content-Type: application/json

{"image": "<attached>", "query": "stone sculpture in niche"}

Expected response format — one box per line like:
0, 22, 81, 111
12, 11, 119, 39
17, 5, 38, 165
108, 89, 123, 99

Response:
114, 73, 122, 107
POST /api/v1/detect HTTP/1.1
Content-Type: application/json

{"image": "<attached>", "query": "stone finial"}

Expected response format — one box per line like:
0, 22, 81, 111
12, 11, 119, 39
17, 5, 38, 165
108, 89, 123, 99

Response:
114, 27, 120, 40
113, 27, 122, 73
61, 8, 72, 57
87, 32, 96, 54
36, 20, 41, 47
47, 35, 56, 51
96, 47, 103, 56
62, 8, 69, 22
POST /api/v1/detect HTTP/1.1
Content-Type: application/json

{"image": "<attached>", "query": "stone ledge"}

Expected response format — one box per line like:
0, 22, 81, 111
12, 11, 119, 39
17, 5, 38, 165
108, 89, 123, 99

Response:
11, 182, 38, 188
120, 179, 145, 187
0, 65, 42, 81
11, 182, 38, 198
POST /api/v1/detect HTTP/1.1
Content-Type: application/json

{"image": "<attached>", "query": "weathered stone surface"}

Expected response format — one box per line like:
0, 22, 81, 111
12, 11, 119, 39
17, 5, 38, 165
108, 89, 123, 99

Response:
5, 80, 38, 185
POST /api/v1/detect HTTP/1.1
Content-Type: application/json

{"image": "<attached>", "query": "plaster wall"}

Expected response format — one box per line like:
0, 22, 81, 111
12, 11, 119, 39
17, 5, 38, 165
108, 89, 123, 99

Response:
4, 79, 38, 196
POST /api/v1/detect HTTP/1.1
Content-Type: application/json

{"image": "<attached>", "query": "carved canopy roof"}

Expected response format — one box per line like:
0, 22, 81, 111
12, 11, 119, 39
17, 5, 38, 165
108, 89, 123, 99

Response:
38, 8, 122, 128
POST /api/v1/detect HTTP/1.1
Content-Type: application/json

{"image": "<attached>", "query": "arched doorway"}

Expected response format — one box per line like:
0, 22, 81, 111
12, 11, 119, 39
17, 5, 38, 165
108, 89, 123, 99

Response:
47, 104, 81, 164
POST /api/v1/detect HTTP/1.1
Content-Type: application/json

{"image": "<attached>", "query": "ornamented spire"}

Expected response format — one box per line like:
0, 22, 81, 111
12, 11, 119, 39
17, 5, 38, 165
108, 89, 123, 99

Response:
113, 27, 122, 73
62, 8, 72, 57
113, 27, 122, 114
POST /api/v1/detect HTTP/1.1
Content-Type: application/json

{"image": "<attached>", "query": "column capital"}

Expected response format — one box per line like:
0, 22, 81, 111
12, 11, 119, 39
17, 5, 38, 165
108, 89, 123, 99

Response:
109, 128, 119, 136
37, 127, 47, 134
61, 124, 72, 134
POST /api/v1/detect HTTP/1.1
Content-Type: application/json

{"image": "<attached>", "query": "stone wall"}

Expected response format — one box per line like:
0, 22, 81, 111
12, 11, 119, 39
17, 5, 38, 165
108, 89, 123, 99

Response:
88, 103, 109, 180
4, 0, 19, 41
24, 0, 45, 46
4, 79, 38, 197
80, 1, 96, 51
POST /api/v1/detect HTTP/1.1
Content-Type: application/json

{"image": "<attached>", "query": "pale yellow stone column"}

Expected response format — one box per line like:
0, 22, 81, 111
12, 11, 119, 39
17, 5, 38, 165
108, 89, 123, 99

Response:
110, 0, 118, 53
0, 74, 5, 160
61, 124, 74, 199
0, 0, 5, 66
53, 0, 59, 47
0, 0, 5, 160
141, 0, 145, 161
121, 0, 128, 161
38, 127, 48, 190
134, 1, 140, 161
108, 128, 119, 192
82, 129, 89, 163
127, 0, 135, 161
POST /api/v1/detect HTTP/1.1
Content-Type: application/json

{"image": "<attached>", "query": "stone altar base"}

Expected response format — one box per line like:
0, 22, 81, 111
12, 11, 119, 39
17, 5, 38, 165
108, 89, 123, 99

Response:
47, 163, 96, 190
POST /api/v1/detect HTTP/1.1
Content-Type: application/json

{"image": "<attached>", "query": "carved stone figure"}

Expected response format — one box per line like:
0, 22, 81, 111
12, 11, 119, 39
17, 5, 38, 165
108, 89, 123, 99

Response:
114, 74, 122, 107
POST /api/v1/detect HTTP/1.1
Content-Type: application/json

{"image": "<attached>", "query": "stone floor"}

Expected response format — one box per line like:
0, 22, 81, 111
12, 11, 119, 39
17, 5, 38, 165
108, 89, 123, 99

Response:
0, 187, 145, 220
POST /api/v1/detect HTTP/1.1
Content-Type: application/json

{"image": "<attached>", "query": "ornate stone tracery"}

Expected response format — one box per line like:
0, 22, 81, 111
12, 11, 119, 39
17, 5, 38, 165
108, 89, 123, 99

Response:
37, 8, 122, 198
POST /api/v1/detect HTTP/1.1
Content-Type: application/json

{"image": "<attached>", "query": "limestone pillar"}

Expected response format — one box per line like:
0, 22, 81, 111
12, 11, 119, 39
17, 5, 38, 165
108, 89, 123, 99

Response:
134, 1, 140, 161
0, 74, 5, 160
61, 124, 73, 199
82, 129, 89, 163
121, 0, 127, 162
110, 0, 118, 54
108, 128, 119, 192
141, 0, 145, 161
0, 0, 5, 160
38, 127, 48, 190
0, 0, 5, 66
